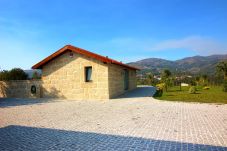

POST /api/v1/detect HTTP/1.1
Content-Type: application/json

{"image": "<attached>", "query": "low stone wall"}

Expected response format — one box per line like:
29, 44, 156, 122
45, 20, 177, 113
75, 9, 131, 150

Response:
0, 80, 41, 98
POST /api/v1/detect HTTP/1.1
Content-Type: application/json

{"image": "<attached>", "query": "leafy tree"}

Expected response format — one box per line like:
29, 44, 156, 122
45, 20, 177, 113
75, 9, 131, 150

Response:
195, 76, 200, 86
0, 68, 27, 81
145, 73, 154, 85
201, 74, 208, 86
216, 61, 227, 92
32, 71, 41, 79
162, 69, 171, 79
161, 69, 172, 91
9, 68, 27, 80
223, 80, 227, 92
0, 70, 10, 81
216, 61, 227, 80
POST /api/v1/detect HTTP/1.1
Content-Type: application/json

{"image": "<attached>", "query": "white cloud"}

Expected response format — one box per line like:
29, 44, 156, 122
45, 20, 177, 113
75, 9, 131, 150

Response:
99, 36, 227, 55
151, 36, 227, 55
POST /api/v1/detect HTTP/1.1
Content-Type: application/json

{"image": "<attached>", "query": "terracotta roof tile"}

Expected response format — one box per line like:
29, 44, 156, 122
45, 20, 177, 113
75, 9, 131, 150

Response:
32, 45, 139, 70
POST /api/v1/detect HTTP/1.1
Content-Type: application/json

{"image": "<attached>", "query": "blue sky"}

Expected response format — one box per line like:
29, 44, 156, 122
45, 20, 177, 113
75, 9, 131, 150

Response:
0, 0, 227, 70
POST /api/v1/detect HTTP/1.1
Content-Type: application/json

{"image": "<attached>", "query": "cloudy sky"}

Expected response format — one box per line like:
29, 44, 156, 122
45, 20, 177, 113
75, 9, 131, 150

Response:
0, 0, 227, 70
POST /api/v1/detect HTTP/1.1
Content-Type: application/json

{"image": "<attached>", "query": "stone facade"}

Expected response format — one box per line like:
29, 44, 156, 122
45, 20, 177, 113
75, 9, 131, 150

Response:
108, 64, 136, 98
42, 51, 109, 100
41, 51, 137, 100
0, 80, 41, 98
0, 51, 137, 100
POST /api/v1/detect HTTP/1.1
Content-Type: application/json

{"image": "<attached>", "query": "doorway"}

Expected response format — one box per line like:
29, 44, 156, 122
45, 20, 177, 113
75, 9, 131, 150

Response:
124, 69, 129, 90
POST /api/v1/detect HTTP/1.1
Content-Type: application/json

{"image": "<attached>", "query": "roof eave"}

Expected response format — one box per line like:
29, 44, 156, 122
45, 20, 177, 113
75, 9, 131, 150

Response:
32, 45, 140, 70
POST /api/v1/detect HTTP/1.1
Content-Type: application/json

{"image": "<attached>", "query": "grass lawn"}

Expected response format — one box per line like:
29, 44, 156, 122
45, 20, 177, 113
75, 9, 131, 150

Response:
154, 86, 227, 104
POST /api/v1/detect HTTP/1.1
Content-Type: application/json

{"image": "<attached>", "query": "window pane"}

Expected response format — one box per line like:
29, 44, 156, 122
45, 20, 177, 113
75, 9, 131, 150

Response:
87, 67, 92, 81
85, 67, 92, 82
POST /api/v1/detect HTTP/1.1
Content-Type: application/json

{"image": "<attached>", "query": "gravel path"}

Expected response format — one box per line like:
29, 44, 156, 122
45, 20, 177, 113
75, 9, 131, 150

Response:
0, 87, 227, 151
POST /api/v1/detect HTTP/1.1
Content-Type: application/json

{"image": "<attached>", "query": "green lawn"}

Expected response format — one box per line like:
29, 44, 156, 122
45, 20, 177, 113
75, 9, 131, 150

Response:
154, 86, 227, 104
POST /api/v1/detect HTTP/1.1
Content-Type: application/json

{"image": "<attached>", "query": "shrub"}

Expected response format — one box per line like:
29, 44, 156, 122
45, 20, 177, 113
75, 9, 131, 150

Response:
154, 83, 165, 97
156, 83, 165, 90
189, 86, 197, 94
154, 87, 163, 97
203, 86, 210, 90
223, 80, 227, 92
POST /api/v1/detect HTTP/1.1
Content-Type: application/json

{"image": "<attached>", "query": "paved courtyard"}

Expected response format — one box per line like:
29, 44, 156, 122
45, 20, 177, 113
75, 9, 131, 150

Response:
0, 87, 227, 151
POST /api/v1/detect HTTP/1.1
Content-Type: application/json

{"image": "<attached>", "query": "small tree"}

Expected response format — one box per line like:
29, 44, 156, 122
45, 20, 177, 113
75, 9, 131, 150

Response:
161, 69, 172, 91
201, 74, 208, 86
145, 73, 154, 86
216, 61, 227, 92
195, 76, 200, 86
32, 71, 41, 79
216, 61, 227, 80
0, 70, 10, 81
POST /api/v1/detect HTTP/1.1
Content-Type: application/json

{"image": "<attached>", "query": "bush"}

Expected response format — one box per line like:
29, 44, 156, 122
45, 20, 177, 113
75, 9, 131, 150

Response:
154, 87, 163, 97
154, 83, 165, 97
156, 83, 165, 90
189, 86, 197, 94
223, 80, 227, 92
203, 86, 210, 90
0, 68, 28, 81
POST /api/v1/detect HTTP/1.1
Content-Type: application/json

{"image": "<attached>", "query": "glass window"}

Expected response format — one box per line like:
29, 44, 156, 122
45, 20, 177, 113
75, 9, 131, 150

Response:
85, 66, 92, 82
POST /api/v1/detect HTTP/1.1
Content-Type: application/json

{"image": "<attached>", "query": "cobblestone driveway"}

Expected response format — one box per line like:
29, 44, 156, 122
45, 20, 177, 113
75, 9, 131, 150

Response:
0, 88, 227, 150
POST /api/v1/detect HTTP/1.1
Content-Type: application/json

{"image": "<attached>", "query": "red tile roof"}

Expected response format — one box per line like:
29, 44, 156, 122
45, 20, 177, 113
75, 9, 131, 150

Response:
32, 45, 139, 70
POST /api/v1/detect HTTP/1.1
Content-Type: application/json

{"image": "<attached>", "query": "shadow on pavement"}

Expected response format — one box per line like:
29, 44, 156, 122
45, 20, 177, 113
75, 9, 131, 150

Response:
0, 98, 58, 108
115, 86, 156, 99
0, 125, 226, 151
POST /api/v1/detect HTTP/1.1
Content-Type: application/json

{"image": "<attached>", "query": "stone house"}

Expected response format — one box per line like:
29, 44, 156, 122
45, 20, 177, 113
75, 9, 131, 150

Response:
32, 45, 139, 100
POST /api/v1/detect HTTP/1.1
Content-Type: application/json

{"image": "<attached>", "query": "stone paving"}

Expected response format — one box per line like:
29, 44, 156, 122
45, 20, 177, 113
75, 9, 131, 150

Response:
0, 87, 227, 151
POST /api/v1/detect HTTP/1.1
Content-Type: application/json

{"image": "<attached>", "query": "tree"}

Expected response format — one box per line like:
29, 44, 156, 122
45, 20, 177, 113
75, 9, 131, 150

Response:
161, 69, 172, 91
0, 70, 10, 81
9, 68, 27, 80
216, 61, 227, 80
201, 74, 208, 86
32, 71, 41, 79
195, 76, 200, 86
0, 68, 27, 81
145, 73, 154, 85
216, 61, 227, 92
162, 69, 171, 79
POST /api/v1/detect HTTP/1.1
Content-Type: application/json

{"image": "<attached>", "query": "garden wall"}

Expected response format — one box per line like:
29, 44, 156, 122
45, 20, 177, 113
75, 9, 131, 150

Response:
0, 80, 41, 98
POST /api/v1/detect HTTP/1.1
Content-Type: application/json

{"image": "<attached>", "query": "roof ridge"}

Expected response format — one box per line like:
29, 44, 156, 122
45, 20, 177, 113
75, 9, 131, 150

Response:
32, 45, 139, 70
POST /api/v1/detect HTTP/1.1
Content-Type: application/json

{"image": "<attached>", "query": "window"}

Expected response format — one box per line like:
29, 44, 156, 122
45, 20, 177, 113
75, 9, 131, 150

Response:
85, 66, 92, 82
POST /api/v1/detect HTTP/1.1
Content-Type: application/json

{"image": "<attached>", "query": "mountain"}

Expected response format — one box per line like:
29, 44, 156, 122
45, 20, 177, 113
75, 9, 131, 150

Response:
128, 54, 227, 75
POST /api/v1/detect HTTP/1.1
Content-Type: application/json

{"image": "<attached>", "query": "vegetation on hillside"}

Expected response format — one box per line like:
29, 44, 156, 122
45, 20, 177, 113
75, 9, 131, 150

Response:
129, 54, 227, 76
0, 68, 28, 81
138, 60, 227, 103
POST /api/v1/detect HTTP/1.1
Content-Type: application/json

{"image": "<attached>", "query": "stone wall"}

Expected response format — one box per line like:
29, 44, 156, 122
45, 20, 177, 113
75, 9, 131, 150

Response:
42, 51, 109, 100
0, 80, 41, 98
108, 64, 137, 98
0, 52, 137, 100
